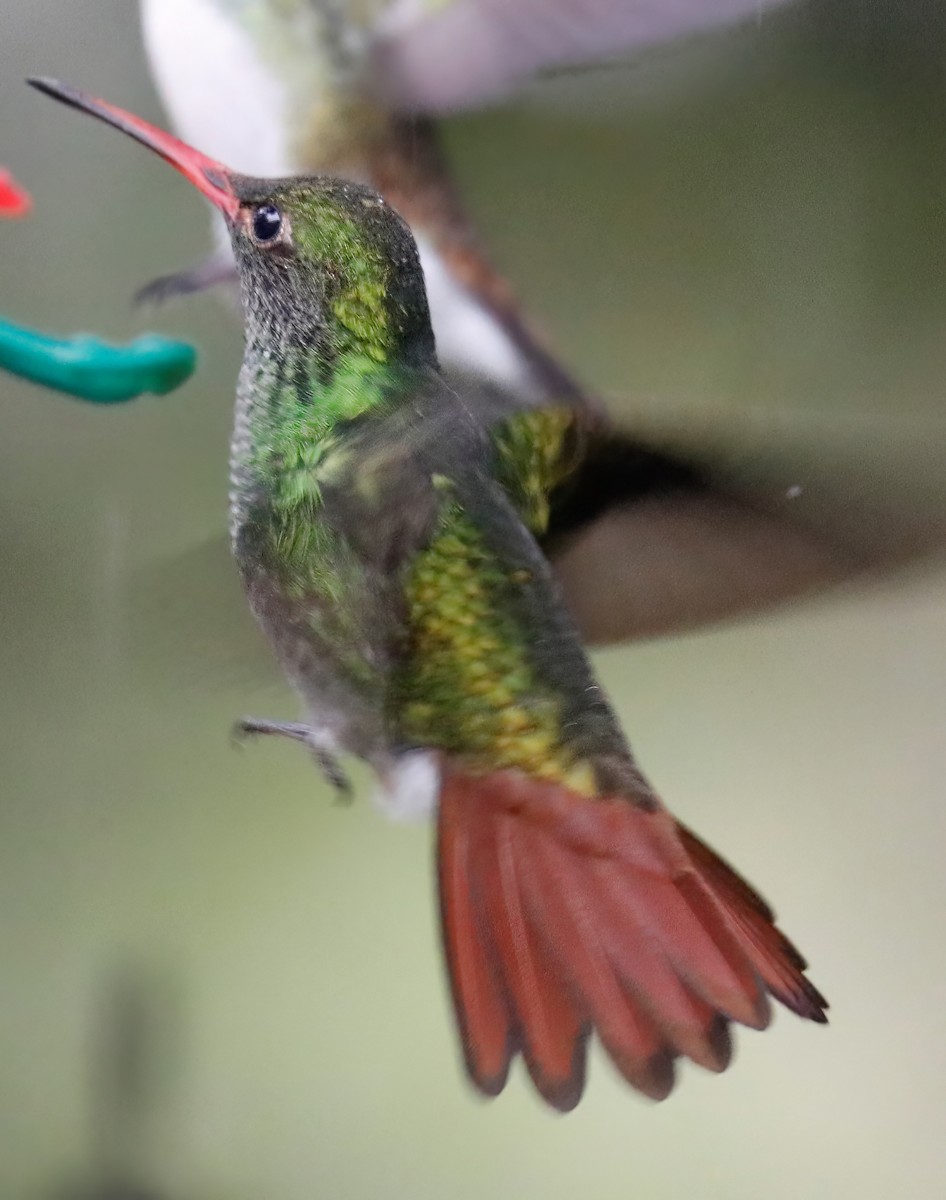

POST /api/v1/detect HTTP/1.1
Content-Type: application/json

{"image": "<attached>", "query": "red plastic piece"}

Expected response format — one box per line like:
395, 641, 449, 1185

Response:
0, 169, 32, 218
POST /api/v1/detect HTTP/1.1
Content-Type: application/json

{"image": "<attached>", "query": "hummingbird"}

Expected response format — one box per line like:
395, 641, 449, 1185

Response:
31, 77, 826, 1111
139, 0, 796, 402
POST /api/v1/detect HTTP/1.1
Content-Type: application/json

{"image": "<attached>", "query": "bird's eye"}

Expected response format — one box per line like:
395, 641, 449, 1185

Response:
252, 204, 282, 243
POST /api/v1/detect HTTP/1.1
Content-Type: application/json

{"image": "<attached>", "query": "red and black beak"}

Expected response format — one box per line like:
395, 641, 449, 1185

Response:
27, 77, 240, 219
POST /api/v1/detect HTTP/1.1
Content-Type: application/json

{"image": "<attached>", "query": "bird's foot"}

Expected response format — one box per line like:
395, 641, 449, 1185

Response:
232, 717, 352, 801
135, 251, 238, 307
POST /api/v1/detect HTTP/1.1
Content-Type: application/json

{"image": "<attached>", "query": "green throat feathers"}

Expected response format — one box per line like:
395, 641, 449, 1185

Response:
229, 176, 437, 511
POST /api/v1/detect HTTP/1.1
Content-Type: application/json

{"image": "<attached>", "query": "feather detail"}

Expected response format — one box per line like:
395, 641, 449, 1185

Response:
438, 783, 514, 1095
677, 824, 829, 1021
479, 813, 589, 1107
438, 767, 826, 1109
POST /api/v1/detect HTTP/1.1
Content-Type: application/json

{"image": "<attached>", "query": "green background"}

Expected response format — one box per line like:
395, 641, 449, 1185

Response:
2, 2, 945, 1197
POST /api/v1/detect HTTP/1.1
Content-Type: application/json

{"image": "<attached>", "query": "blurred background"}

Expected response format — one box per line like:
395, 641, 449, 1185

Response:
2, 1, 946, 1197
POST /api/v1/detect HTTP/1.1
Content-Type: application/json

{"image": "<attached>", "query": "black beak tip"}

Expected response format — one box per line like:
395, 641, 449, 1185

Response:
27, 77, 82, 109
27, 76, 59, 95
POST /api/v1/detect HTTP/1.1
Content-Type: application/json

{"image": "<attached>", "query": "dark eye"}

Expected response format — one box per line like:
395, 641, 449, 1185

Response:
252, 204, 282, 242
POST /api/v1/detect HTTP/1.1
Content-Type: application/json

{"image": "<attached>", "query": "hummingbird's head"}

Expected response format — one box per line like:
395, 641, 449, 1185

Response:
28, 78, 435, 366
224, 173, 435, 364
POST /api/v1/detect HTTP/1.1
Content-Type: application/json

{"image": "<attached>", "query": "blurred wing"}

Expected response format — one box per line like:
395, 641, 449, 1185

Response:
128, 389, 946, 688
545, 400, 946, 644
374, 0, 796, 112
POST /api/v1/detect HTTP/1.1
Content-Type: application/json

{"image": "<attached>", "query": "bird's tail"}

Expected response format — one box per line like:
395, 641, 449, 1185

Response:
437, 766, 827, 1111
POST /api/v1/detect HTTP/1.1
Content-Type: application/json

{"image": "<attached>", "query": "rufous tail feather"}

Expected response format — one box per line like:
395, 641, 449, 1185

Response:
437, 768, 827, 1111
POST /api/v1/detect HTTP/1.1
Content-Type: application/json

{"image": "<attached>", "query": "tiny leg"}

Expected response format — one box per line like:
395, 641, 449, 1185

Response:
232, 717, 352, 799
135, 251, 238, 307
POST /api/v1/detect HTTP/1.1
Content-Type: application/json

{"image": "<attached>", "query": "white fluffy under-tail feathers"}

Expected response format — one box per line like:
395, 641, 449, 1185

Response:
374, 750, 442, 822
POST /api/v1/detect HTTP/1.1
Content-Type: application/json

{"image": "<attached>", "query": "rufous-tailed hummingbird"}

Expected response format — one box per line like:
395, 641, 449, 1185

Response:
31, 77, 826, 1111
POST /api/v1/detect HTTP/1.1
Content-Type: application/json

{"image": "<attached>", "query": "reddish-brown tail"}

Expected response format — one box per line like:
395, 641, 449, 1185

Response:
437, 768, 827, 1111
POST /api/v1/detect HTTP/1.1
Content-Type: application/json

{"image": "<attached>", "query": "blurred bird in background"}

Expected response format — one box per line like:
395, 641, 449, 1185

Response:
139, 0, 796, 404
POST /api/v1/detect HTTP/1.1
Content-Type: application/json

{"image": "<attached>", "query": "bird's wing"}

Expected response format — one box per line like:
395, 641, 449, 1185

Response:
488, 398, 946, 645
373, 0, 796, 112
128, 380, 946, 686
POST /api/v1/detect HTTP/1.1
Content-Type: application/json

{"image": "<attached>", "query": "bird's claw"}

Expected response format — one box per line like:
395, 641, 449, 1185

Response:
135, 251, 238, 307
231, 717, 353, 800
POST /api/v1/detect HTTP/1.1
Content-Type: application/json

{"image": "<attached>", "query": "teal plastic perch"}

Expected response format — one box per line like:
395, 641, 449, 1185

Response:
0, 317, 197, 403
